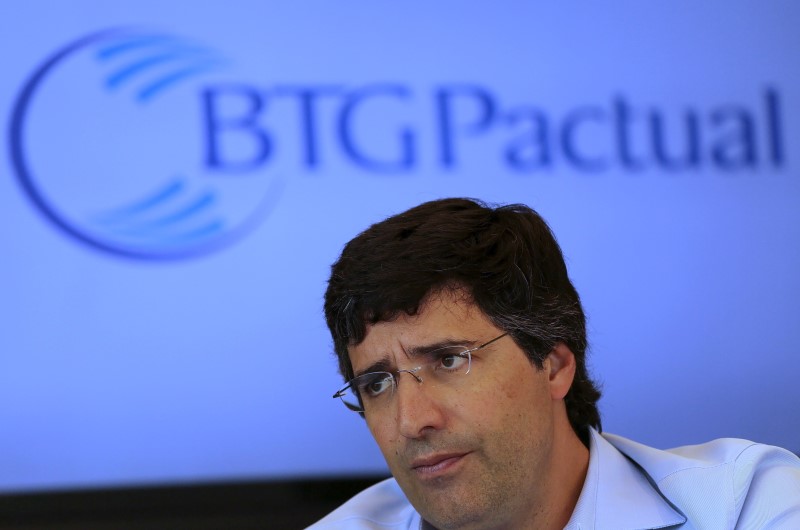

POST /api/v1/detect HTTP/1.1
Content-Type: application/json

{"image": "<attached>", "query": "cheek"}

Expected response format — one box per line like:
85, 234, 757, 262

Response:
367, 420, 400, 458
489, 369, 551, 434
482, 362, 543, 409
367, 420, 387, 443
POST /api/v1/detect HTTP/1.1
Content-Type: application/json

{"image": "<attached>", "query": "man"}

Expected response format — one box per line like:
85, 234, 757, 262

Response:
311, 198, 800, 529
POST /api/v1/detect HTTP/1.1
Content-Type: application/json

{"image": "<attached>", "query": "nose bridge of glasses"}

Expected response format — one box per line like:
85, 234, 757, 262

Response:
396, 365, 424, 384
391, 365, 443, 416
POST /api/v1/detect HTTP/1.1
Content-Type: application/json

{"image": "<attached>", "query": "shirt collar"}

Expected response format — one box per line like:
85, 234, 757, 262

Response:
565, 428, 686, 530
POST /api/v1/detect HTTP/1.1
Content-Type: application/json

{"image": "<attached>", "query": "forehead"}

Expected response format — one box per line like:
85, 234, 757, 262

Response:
348, 292, 499, 372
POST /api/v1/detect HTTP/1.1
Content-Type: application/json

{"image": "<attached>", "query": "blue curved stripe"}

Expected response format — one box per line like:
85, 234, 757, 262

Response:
98, 191, 217, 236
94, 179, 185, 224
136, 61, 226, 102
140, 191, 216, 229
96, 34, 179, 60
105, 49, 214, 89
154, 219, 226, 245
99, 218, 225, 248
106, 218, 225, 247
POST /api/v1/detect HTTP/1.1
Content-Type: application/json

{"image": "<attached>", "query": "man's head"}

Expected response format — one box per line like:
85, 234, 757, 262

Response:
325, 197, 601, 441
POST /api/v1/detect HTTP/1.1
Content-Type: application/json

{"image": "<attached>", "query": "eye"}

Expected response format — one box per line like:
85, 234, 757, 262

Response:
438, 352, 469, 371
359, 374, 394, 398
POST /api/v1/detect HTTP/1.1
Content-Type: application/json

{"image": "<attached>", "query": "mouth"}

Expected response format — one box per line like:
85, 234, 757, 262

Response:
410, 452, 470, 479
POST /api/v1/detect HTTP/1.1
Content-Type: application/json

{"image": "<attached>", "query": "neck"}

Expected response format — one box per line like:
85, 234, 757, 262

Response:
515, 414, 590, 530
541, 425, 590, 529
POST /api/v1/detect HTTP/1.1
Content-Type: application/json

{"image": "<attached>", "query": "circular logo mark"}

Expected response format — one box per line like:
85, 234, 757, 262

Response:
10, 29, 283, 260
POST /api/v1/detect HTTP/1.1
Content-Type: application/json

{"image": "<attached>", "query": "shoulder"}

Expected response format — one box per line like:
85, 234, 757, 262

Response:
603, 432, 800, 527
306, 477, 419, 530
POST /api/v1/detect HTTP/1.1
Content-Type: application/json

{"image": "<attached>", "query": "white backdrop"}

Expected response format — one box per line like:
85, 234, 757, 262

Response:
1, 1, 798, 492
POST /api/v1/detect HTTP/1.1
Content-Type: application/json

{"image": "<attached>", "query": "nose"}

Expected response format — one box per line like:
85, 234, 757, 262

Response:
394, 370, 446, 439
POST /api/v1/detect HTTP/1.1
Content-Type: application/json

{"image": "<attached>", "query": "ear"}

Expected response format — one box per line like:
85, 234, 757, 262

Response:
546, 343, 576, 400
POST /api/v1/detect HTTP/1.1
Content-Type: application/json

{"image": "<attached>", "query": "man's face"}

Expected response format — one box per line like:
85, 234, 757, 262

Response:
348, 293, 576, 529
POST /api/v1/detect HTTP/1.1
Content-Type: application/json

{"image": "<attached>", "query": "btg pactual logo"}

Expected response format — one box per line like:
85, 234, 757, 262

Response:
10, 29, 282, 260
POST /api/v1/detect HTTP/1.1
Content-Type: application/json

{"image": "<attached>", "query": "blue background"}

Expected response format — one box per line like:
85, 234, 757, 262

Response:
1, 1, 798, 493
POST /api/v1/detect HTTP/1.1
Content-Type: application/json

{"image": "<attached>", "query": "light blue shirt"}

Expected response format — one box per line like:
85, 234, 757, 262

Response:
308, 429, 800, 529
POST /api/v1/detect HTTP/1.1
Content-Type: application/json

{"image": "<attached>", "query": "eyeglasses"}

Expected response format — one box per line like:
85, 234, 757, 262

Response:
333, 333, 508, 413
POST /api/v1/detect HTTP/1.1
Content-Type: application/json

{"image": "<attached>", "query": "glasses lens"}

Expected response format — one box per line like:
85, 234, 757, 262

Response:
337, 384, 364, 412
422, 346, 472, 382
337, 372, 395, 412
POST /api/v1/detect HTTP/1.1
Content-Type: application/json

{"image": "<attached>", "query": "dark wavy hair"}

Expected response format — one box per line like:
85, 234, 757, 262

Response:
324, 198, 601, 442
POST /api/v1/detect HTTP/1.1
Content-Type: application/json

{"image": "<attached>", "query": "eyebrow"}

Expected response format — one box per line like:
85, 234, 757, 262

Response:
354, 358, 393, 379
353, 338, 478, 379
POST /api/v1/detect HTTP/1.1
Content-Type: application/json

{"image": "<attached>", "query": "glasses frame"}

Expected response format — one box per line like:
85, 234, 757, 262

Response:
332, 332, 509, 413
